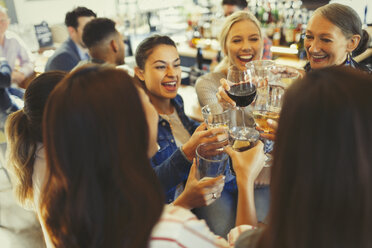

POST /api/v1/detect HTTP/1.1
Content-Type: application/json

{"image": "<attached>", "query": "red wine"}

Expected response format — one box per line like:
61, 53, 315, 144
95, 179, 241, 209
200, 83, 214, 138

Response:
227, 83, 256, 107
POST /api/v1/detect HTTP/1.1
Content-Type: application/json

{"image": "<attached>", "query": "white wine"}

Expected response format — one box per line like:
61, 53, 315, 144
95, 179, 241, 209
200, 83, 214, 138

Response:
253, 110, 279, 133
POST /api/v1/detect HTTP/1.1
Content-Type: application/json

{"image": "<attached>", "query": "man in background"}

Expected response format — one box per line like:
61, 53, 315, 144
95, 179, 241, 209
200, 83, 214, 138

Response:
222, 0, 272, 60
79, 18, 125, 67
45, 6, 96, 72
0, 7, 34, 86
222, 0, 248, 17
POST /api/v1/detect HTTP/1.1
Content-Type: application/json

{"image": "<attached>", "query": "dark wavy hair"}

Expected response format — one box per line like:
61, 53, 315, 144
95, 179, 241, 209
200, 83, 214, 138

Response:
42, 66, 164, 248
258, 67, 372, 248
82, 18, 118, 48
5, 71, 66, 207
65, 6, 96, 29
315, 3, 370, 57
135, 34, 176, 70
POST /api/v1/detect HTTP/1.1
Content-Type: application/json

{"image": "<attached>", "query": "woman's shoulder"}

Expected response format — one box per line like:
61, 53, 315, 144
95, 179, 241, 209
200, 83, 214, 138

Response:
149, 205, 229, 248
234, 228, 263, 248
196, 72, 226, 87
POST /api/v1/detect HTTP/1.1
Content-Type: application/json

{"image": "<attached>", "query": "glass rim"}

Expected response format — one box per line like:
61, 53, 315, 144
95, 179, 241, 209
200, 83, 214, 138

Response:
245, 60, 275, 69
196, 142, 229, 163
201, 103, 231, 115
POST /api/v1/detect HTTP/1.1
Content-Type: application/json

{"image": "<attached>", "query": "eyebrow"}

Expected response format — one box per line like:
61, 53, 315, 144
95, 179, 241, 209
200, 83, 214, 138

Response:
152, 58, 180, 64
306, 30, 333, 37
231, 33, 260, 38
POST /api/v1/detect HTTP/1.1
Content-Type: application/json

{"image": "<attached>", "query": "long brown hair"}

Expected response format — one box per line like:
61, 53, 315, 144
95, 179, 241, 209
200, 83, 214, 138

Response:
259, 67, 372, 248
42, 66, 164, 248
5, 71, 66, 207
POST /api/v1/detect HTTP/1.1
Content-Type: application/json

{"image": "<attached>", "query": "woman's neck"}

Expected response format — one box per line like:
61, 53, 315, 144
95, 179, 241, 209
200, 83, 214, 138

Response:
149, 94, 174, 115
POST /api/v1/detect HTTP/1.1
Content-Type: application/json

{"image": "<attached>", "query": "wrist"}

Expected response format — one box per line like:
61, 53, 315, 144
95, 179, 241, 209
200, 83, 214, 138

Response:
172, 194, 191, 210
181, 144, 194, 161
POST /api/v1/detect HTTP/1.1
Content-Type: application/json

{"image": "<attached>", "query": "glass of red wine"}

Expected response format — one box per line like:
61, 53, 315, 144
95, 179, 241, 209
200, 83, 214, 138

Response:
226, 65, 256, 150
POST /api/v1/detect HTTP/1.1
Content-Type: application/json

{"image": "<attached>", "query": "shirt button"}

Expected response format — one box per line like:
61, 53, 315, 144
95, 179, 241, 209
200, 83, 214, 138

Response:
162, 122, 166, 126
171, 139, 174, 143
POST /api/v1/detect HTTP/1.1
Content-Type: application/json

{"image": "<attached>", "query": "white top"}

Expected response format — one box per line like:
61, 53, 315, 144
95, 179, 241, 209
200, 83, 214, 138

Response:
160, 111, 191, 147
0, 31, 34, 77
149, 204, 253, 248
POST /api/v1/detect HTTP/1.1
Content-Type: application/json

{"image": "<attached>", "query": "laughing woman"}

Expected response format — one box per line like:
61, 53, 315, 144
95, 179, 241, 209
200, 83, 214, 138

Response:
195, 10, 264, 107
134, 35, 238, 237
304, 3, 371, 73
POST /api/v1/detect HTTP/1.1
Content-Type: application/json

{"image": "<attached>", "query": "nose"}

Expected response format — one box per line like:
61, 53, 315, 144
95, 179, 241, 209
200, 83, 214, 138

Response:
307, 39, 321, 54
166, 65, 177, 77
241, 39, 252, 52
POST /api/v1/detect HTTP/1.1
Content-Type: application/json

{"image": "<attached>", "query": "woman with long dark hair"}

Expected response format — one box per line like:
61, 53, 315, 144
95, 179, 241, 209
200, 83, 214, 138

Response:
40, 65, 265, 248
235, 66, 372, 248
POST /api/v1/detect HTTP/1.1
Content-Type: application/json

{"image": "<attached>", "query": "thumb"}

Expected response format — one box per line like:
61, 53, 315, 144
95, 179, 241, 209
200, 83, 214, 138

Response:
195, 122, 207, 132
224, 146, 236, 158
187, 159, 198, 182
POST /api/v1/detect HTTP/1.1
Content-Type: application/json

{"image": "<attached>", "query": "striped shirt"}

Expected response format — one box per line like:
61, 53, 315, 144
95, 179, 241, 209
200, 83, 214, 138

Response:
149, 205, 253, 248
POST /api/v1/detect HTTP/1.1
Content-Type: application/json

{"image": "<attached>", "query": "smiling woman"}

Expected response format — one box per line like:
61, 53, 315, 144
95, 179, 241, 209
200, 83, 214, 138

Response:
195, 10, 263, 107
134, 35, 238, 237
304, 3, 371, 73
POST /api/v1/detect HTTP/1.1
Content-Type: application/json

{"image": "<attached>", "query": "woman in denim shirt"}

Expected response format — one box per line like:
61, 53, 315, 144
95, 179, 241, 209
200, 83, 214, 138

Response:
134, 35, 238, 237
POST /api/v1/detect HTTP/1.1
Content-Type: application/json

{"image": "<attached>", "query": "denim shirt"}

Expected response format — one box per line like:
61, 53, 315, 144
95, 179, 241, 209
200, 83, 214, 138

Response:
150, 95, 200, 203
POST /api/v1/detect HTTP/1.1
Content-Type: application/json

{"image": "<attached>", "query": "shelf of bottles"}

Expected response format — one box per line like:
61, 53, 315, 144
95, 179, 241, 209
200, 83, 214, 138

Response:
249, 0, 312, 59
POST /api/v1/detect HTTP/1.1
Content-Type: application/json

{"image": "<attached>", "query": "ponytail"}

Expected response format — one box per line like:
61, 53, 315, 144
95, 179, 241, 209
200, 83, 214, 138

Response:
352, 29, 370, 57
5, 110, 38, 207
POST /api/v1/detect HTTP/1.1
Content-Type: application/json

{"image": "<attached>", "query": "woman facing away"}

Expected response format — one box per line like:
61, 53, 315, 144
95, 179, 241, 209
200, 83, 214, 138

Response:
234, 66, 372, 248
39, 65, 265, 248
4, 71, 66, 247
304, 3, 371, 73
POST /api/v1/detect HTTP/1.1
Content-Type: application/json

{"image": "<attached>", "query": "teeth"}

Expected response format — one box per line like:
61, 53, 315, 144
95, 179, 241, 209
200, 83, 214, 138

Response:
312, 55, 327, 59
163, 82, 176, 86
239, 55, 253, 60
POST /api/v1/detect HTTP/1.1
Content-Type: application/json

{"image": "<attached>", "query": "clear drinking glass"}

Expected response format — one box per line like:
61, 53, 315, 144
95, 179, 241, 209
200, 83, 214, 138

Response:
201, 103, 230, 130
196, 141, 229, 180
246, 60, 282, 167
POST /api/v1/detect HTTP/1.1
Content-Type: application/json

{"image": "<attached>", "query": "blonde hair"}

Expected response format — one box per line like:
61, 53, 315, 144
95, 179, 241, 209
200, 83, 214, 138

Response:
216, 10, 262, 73
219, 10, 262, 56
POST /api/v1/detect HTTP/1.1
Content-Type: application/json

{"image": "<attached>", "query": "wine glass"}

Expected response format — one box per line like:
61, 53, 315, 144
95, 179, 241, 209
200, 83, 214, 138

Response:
246, 60, 282, 167
226, 65, 257, 151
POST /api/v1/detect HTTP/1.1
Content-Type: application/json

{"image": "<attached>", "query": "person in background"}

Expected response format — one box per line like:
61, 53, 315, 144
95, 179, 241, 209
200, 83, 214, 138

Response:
39, 65, 265, 248
0, 59, 20, 128
2, 71, 66, 248
77, 18, 125, 68
0, 6, 34, 86
304, 3, 371, 73
44, 6, 96, 72
222, 0, 272, 60
235, 66, 372, 248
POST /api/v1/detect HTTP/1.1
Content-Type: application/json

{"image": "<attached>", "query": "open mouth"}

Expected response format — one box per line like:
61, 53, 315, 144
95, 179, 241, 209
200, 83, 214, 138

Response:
311, 54, 328, 63
238, 55, 253, 63
161, 81, 177, 91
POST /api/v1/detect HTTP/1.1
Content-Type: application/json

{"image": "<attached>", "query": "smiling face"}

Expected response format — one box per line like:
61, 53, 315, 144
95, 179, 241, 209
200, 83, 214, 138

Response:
225, 19, 263, 71
136, 44, 181, 100
305, 14, 357, 69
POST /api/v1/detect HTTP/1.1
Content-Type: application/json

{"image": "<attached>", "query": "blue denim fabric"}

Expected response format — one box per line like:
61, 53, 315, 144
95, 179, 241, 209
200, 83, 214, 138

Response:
150, 95, 200, 203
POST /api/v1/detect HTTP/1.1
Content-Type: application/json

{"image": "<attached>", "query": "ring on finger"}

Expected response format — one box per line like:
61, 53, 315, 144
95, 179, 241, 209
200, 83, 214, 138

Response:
212, 193, 217, 199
